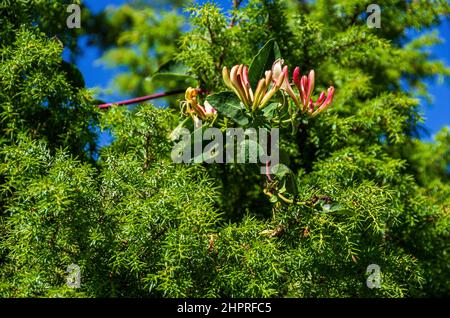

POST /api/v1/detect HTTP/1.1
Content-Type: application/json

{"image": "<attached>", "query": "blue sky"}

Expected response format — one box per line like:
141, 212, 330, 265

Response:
77, 0, 450, 142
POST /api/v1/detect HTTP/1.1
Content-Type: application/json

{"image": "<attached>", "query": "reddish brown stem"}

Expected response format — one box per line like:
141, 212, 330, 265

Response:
98, 89, 186, 109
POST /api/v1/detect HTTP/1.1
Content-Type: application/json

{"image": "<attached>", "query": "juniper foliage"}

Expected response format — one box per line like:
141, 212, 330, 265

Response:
0, 0, 449, 297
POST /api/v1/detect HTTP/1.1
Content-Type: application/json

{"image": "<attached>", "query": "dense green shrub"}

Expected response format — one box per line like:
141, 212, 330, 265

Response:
0, 0, 449, 297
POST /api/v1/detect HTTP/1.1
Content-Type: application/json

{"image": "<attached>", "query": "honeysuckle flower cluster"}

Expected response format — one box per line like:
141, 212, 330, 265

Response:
222, 64, 288, 111
180, 60, 334, 127
272, 59, 335, 117
182, 87, 217, 126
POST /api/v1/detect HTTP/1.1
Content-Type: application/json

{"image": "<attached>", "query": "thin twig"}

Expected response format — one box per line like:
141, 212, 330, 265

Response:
98, 89, 186, 109
229, 0, 243, 28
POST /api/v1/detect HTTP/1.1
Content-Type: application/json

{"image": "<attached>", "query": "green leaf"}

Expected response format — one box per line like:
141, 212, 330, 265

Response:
206, 92, 249, 126
271, 163, 290, 178
248, 39, 281, 91
151, 60, 197, 85
322, 203, 344, 213
261, 102, 280, 120
269, 194, 279, 203
271, 163, 298, 195
239, 138, 265, 162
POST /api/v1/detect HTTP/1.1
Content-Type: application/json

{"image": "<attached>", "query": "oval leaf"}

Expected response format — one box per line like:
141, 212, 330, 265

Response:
248, 39, 281, 90
206, 92, 249, 126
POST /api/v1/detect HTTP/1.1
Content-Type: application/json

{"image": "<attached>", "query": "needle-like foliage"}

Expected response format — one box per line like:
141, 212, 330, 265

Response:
0, 0, 449, 297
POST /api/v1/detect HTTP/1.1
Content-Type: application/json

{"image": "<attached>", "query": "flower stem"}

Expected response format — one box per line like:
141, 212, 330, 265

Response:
278, 193, 307, 206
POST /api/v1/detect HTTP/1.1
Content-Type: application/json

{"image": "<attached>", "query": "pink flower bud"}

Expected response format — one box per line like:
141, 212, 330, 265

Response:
315, 91, 326, 106
265, 70, 272, 86
237, 64, 244, 83
293, 67, 301, 89
242, 66, 250, 87
230, 65, 240, 87
230, 64, 250, 107
204, 101, 217, 115
309, 98, 314, 112
300, 75, 308, 105
275, 66, 288, 88
271, 59, 284, 79
306, 70, 315, 102
321, 86, 335, 108
312, 86, 335, 116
